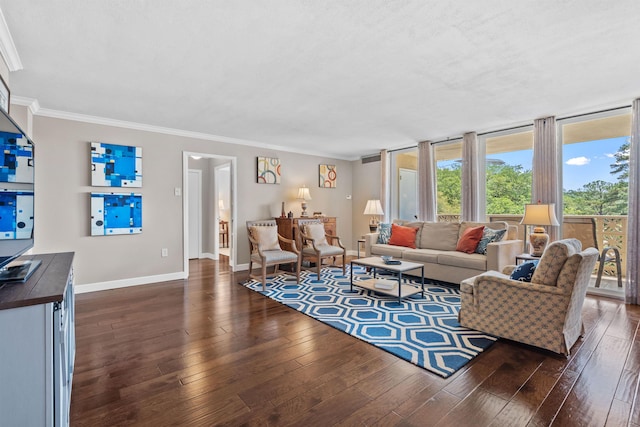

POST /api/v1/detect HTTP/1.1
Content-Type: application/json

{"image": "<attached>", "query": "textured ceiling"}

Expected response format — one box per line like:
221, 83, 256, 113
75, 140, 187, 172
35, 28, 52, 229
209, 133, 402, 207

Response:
2, 1, 640, 160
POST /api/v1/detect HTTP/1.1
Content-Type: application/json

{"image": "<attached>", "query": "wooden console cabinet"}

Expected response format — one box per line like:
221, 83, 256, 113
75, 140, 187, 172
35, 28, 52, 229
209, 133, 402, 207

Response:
275, 217, 337, 251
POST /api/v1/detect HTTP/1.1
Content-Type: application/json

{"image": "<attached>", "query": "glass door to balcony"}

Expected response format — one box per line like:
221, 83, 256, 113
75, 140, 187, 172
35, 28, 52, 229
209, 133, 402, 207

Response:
560, 109, 631, 298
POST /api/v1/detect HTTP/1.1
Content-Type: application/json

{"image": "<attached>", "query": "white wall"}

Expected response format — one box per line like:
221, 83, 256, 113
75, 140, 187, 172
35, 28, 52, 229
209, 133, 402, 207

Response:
17, 107, 357, 289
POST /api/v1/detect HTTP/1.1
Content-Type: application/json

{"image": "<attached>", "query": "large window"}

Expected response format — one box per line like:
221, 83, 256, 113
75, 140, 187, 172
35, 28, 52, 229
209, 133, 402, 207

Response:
435, 140, 462, 220
559, 110, 631, 295
482, 129, 534, 217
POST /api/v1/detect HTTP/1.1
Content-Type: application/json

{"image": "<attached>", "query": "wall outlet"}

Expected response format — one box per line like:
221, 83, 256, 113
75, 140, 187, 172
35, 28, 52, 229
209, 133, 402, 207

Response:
161, 248, 168, 257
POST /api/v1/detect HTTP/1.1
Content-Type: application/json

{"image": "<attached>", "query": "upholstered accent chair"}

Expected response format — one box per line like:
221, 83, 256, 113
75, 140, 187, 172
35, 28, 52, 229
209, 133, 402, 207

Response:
459, 238, 599, 356
247, 219, 300, 290
297, 218, 346, 280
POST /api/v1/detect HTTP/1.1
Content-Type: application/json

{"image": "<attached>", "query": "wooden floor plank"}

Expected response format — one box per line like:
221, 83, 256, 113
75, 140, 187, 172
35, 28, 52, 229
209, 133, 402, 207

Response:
69, 258, 639, 426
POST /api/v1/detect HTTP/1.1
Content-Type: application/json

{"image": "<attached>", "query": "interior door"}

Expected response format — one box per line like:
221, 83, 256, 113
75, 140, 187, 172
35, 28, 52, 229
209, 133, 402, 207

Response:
399, 168, 417, 221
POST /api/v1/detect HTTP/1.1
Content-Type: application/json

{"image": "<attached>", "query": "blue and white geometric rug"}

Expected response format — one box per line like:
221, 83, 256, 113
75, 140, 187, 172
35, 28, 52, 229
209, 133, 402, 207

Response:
242, 265, 496, 378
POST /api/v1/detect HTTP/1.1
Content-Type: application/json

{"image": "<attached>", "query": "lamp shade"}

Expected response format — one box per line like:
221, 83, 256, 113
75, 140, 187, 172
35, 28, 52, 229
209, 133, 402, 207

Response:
363, 199, 384, 216
520, 203, 560, 226
297, 186, 312, 201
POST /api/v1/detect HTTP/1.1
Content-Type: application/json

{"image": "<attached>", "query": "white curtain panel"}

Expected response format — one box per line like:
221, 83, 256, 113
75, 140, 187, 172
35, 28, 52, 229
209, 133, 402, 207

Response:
626, 99, 640, 304
461, 132, 480, 221
380, 149, 389, 223
418, 141, 437, 221
532, 116, 561, 241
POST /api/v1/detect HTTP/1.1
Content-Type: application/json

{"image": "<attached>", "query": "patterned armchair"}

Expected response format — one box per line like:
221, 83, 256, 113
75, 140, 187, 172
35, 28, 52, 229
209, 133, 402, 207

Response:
247, 219, 300, 290
458, 238, 599, 355
297, 219, 346, 280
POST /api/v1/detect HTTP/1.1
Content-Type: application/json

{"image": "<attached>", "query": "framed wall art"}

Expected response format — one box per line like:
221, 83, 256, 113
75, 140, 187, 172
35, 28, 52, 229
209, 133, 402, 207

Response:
319, 164, 337, 188
0, 131, 33, 183
91, 192, 142, 236
91, 142, 142, 187
257, 156, 280, 184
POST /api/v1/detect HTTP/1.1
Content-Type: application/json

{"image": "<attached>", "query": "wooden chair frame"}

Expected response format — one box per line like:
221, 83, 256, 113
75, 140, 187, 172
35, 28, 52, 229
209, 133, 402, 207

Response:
297, 219, 346, 280
247, 220, 300, 290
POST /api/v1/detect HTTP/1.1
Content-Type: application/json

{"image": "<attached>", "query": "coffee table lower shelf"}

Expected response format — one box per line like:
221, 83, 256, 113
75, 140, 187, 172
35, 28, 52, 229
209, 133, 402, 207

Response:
353, 279, 423, 299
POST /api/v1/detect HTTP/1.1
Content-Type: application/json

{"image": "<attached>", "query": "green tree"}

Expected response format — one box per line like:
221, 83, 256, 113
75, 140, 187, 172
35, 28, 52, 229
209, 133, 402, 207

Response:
563, 180, 627, 215
610, 139, 630, 181
486, 164, 532, 214
436, 164, 461, 214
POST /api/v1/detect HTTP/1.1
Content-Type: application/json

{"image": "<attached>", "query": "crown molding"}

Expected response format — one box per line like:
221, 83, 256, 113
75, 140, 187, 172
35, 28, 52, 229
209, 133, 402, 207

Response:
9, 97, 355, 160
0, 8, 22, 71
11, 95, 39, 114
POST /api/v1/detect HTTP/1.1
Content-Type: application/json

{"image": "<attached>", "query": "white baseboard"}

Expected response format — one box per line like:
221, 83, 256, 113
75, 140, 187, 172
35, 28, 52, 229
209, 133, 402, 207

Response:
235, 263, 249, 272
75, 271, 187, 294
346, 250, 358, 257
201, 252, 217, 260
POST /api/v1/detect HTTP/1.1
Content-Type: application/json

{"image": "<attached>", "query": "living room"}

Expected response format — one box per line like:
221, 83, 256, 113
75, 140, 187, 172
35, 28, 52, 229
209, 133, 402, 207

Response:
1, 2, 640, 426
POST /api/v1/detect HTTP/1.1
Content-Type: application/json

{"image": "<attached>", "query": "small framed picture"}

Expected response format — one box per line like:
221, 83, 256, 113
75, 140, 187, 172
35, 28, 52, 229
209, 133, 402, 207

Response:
257, 156, 281, 184
0, 75, 10, 114
319, 164, 337, 188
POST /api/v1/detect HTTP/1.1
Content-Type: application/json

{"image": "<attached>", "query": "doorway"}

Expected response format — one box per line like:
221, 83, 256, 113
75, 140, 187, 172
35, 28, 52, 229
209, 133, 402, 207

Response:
183, 152, 237, 277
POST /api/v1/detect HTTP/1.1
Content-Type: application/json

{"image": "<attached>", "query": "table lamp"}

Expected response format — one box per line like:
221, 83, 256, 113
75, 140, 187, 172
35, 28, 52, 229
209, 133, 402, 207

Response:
297, 186, 312, 217
363, 199, 384, 232
520, 202, 560, 256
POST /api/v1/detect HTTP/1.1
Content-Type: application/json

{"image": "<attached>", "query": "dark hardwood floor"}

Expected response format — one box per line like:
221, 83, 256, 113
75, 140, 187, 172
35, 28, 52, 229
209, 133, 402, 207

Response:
71, 258, 640, 426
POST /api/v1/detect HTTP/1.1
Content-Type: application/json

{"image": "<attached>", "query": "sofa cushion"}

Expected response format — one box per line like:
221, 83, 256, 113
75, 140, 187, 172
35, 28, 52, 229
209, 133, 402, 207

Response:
395, 220, 424, 244
456, 225, 485, 254
419, 222, 460, 251
377, 223, 391, 244
388, 223, 419, 249
509, 260, 539, 282
459, 221, 508, 240
401, 248, 440, 264
437, 251, 487, 270
475, 227, 507, 255
369, 243, 408, 258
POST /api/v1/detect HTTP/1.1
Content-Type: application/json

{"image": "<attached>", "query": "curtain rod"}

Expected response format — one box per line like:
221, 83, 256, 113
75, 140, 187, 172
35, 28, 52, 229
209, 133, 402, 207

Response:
387, 104, 631, 153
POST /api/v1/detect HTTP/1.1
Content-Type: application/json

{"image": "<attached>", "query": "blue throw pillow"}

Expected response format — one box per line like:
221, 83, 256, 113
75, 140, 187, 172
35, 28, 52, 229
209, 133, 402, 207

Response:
475, 227, 507, 255
509, 260, 539, 282
377, 223, 391, 244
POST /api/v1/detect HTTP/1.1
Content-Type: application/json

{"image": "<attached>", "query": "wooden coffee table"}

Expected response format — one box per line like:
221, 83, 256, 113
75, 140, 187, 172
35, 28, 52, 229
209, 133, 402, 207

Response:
350, 256, 425, 302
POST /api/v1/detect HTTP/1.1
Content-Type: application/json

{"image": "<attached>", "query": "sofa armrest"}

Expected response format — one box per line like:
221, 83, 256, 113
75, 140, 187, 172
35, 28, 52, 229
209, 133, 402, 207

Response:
363, 233, 379, 257
486, 239, 523, 272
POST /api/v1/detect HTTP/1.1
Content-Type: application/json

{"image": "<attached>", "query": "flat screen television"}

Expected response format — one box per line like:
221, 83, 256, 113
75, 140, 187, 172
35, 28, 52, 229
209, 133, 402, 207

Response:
0, 109, 37, 281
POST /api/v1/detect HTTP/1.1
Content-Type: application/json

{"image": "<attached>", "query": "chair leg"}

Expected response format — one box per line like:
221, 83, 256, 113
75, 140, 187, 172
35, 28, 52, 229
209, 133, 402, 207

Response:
595, 248, 623, 288
613, 248, 623, 288
342, 253, 346, 276
261, 263, 267, 291
316, 256, 321, 281
296, 257, 301, 283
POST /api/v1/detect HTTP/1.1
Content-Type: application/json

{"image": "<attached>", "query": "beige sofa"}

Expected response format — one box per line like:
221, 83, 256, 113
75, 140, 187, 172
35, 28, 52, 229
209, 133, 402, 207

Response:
364, 220, 522, 284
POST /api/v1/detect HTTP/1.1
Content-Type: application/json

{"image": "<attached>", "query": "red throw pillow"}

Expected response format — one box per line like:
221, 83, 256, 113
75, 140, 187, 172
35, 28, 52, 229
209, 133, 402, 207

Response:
455, 225, 485, 254
388, 223, 419, 249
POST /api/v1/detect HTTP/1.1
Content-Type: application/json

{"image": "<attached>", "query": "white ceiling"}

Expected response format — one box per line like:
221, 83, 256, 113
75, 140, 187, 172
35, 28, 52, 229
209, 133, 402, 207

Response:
2, 1, 640, 160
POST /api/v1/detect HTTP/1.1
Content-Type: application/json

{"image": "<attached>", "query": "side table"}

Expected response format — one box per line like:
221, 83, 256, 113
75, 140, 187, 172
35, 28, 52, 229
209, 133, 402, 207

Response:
515, 253, 541, 264
357, 238, 365, 258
